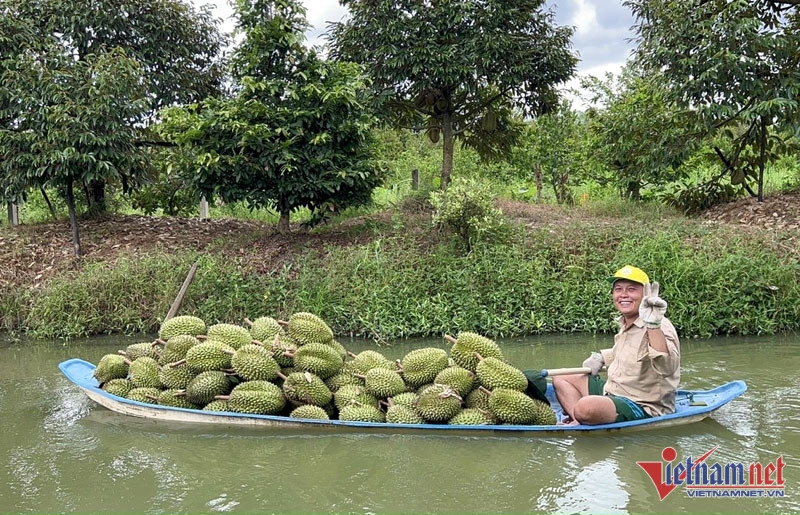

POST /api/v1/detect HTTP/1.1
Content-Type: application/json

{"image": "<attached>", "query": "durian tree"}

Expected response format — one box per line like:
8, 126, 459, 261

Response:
625, 0, 800, 201
328, 0, 577, 189
158, 0, 384, 232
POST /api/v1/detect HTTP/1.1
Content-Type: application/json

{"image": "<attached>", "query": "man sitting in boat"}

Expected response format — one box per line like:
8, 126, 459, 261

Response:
553, 265, 680, 425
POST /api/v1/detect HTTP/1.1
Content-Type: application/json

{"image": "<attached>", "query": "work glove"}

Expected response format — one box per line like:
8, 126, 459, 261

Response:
640, 281, 668, 329
582, 352, 604, 376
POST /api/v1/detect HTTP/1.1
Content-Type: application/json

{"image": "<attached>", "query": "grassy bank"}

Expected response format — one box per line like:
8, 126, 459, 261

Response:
3, 205, 799, 341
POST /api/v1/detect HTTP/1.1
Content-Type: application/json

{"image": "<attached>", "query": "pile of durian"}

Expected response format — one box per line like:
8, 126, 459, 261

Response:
91, 313, 556, 426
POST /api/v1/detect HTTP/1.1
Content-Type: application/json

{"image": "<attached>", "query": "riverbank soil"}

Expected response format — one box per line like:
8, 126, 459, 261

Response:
2, 193, 799, 291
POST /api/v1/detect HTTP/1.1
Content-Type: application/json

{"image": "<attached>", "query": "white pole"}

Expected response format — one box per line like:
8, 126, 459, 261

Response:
199, 197, 209, 220
8, 202, 20, 226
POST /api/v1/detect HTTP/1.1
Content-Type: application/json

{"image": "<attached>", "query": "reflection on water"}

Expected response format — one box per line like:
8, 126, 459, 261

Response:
0, 333, 799, 513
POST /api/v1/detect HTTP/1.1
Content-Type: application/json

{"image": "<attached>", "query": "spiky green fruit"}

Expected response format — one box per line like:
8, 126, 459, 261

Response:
386, 404, 424, 424
293, 342, 344, 379
124, 342, 162, 361
159, 315, 206, 341
449, 332, 504, 372
281, 372, 332, 407
158, 335, 200, 365
465, 388, 491, 411
93, 354, 128, 384
326, 339, 349, 360
159, 362, 196, 390
434, 366, 475, 397
531, 399, 557, 425
476, 357, 528, 392
220, 381, 285, 414
348, 350, 394, 374
207, 323, 252, 350
185, 370, 232, 405
389, 391, 419, 409
203, 399, 230, 412
289, 405, 330, 420
325, 365, 364, 392
401, 348, 449, 387
414, 384, 462, 422
128, 357, 162, 389
248, 316, 284, 343
269, 337, 296, 367
287, 312, 334, 345
338, 404, 385, 423
488, 388, 550, 425
333, 384, 379, 410
232, 344, 280, 381
448, 408, 494, 425
184, 341, 235, 373
102, 378, 133, 397
157, 389, 199, 409
363, 368, 406, 398
126, 387, 161, 404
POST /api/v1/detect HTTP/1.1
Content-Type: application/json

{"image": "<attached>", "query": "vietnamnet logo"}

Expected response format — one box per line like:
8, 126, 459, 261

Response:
637, 446, 786, 500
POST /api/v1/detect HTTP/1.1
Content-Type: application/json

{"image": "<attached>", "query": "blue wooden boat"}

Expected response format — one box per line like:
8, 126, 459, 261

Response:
59, 358, 747, 435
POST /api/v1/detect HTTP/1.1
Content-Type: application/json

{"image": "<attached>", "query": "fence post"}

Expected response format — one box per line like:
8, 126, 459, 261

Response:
411, 169, 419, 191
199, 197, 209, 220
7, 202, 20, 226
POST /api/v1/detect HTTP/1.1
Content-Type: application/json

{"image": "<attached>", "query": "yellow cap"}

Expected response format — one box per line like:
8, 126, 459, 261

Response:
608, 265, 650, 286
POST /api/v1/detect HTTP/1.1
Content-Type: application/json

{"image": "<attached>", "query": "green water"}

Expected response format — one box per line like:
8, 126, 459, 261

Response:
0, 334, 798, 514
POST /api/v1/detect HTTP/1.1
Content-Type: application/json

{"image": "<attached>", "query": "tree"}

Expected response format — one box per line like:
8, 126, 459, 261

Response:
158, 0, 384, 232
5, 0, 228, 213
625, 0, 800, 201
329, 0, 577, 189
581, 68, 698, 199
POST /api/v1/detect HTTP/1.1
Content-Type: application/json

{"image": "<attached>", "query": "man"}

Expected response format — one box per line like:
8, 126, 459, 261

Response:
553, 265, 680, 425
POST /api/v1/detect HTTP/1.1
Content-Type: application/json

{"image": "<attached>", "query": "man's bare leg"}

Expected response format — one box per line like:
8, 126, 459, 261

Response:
572, 396, 618, 425
552, 374, 589, 421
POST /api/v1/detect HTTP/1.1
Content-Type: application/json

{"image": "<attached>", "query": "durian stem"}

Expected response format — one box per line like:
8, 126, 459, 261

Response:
117, 350, 128, 357
347, 351, 358, 359
478, 386, 492, 395
154, 339, 167, 345
251, 339, 264, 346
444, 334, 458, 344
169, 359, 187, 368
278, 320, 289, 327
473, 352, 484, 361
353, 373, 367, 380
214, 395, 231, 401
276, 371, 288, 381
145, 395, 159, 401
197, 335, 208, 341
244, 318, 254, 327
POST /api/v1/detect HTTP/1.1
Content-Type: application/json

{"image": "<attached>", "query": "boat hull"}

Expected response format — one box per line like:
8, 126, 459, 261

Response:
59, 358, 747, 435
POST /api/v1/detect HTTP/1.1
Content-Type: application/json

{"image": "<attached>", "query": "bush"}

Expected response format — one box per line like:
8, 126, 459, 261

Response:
430, 178, 510, 251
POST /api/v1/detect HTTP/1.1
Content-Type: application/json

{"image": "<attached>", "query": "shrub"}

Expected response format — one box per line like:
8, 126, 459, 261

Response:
429, 178, 509, 251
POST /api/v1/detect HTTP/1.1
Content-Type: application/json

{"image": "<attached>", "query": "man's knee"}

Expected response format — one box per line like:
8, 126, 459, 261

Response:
573, 396, 617, 425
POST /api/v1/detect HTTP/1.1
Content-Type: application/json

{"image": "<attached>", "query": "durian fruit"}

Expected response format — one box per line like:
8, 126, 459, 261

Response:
246, 316, 284, 343
475, 356, 528, 392
283, 312, 334, 345
158, 335, 200, 365
216, 381, 286, 415
267, 335, 296, 367
159, 361, 196, 390
159, 315, 206, 341
400, 347, 449, 387
231, 344, 280, 381
347, 350, 394, 374
361, 368, 406, 399
181, 341, 235, 373
448, 408, 494, 426
93, 354, 129, 384
386, 403, 425, 424
126, 387, 161, 404
446, 332, 504, 372
333, 384, 379, 410
388, 391, 419, 409
486, 387, 556, 425
102, 378, 134, 397
185, 370, 232, 405
279, 371, 333, 407
326, 339, 349, 361
207, 323, 252, 350
434, 366, 475, 397
465, 388, 491, 411
128, 357, 162, 389
291, 342, 344, 379
123, 341, 162, 361
414, 384, 463, 423
203, 399, 230, 412
324, 362, 364, 392
157, 389, 199, 409
338, 403, 385, 423
290, 405, 330, 420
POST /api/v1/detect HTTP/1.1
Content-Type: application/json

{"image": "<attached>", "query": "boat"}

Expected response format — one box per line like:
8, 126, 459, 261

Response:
59, 358, 747, 435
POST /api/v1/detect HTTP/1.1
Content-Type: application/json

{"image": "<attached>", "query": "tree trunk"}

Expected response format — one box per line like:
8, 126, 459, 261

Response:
277, 209, 290, 233
626, 180, 641, 200
533, 164, 543, 203
757, 116, 766, 202
88, 179, 107, 215
66, 181, 82, 257
440, 111, 454, 190
40, 186, 57, 220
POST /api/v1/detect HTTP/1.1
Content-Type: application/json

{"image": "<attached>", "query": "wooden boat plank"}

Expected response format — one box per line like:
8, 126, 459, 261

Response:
59, 358, 747, 435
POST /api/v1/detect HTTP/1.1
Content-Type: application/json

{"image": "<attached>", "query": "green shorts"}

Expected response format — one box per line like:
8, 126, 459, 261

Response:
587, 376, 652, 423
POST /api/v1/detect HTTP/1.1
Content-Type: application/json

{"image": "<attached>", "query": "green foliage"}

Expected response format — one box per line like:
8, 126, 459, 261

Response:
430, 178, 510, 251
129, 148, 201, 216
159, 0, 384, 231
626, 0, 800, 200
329, 0, 577, 187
